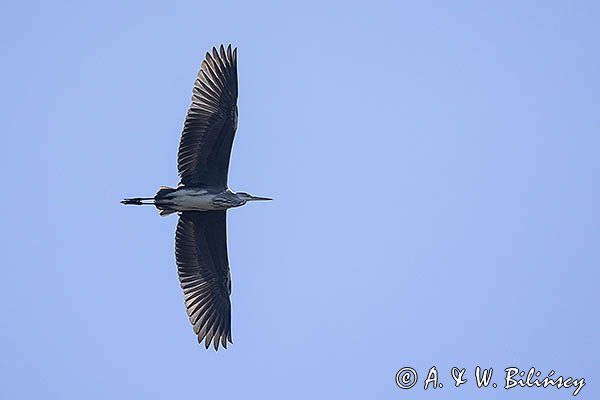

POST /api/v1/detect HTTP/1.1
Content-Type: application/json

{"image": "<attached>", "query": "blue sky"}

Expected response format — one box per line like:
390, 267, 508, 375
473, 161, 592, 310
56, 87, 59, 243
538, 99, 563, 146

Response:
2, 1, 599, 399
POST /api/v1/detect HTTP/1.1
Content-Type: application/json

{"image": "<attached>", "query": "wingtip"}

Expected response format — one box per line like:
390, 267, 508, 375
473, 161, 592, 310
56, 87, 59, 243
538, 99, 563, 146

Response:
196, 332, 231, 351
203, 44, 237, 67
217, 44, 236, 56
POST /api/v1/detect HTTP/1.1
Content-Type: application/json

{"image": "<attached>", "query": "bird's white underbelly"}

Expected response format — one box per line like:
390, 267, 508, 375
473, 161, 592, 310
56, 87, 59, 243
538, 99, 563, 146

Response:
169, 189, 218, 211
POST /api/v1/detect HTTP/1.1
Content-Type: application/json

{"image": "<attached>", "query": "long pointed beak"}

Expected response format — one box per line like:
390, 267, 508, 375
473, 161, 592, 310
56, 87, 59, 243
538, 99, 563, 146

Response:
248, 195, 272, 201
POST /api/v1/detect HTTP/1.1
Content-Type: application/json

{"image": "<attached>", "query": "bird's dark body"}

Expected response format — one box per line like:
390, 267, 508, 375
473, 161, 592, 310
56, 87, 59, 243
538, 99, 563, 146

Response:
121, 44, 270, 350
153, 185, 246, 216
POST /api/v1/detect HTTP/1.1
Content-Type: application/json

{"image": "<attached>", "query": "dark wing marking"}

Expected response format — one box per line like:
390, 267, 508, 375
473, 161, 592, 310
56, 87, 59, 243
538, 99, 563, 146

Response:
175, 211, 232, 349
177, 44, 238, 189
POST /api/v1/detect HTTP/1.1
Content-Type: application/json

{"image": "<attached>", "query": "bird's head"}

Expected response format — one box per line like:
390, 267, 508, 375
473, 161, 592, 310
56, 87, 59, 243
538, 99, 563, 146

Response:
235, 192, 272, 203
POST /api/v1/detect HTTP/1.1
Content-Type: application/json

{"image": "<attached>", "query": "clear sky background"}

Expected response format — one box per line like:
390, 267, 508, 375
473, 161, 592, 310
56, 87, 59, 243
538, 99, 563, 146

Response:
2, 1, 598, 399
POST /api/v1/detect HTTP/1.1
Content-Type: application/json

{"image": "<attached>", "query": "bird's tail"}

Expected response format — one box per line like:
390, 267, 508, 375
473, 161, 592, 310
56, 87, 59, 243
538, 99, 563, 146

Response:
121, 186, 179, 216
154, 186, 179, 216
155, 186, 177, 199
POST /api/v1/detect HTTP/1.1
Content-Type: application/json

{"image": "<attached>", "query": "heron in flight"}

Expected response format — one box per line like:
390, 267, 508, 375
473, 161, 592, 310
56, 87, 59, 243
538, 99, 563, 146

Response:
122, 44, 271, 350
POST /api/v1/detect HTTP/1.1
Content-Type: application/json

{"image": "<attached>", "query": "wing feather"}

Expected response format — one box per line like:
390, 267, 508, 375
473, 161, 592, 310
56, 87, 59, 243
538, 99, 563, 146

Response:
177, 44, 238, 188
175, 211, 232, 350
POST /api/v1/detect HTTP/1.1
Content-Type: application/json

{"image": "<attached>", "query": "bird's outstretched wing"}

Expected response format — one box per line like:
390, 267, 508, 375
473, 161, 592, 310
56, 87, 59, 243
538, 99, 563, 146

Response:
177, 44, 238, 189
175, 211, 232, 349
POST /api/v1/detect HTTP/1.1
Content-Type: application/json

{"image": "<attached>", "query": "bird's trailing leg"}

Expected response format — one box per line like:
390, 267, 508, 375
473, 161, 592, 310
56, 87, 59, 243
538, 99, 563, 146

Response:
121, 197, 154, 205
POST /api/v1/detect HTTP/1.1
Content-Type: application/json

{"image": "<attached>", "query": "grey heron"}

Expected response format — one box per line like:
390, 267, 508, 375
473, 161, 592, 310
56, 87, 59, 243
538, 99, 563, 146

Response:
121, 44, 271, 350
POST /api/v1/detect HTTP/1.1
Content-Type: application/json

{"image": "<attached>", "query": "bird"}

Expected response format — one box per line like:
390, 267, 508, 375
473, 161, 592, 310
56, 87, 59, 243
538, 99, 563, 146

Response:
121, 44, 271, 350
